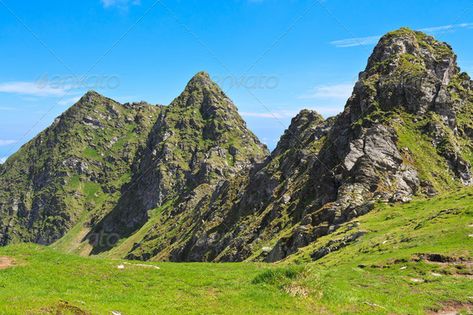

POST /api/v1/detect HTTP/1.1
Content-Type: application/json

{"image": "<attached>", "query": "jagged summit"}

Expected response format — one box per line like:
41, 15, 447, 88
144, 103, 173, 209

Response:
58, 91, 120, 122
82, 90, 103, 98
170, 71, 233, 111
188, 71, 212, 84
272, 109, 326, 155
294, 109, 324, 121
178, 71, 214, 95
76, 90, 114, 105
345, 28, 468, 127
366, 27, 455, 71
0, 91, 161, 246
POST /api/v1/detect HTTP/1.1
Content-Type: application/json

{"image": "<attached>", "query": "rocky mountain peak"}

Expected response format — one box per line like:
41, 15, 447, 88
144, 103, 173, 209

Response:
293, 109, 324, 123
84, 72, 269, 252
366, 28, 456, 75
83, 90, 103, 98
76, 90, 110, 106
170, 71, 234, 113
346, 28, 465, 125
187, 71, 213, 86
272, 109, 328, 156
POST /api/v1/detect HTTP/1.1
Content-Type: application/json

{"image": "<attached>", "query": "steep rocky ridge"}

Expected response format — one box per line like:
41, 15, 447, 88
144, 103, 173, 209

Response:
126, 28, 473, 262
124, 109, 334, 261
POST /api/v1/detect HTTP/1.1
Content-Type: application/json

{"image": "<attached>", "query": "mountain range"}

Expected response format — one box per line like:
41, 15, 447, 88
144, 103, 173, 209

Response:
1, 27, 472, 263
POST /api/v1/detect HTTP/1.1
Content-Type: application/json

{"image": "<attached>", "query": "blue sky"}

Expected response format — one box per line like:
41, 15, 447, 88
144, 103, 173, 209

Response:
1, 0, 473, 161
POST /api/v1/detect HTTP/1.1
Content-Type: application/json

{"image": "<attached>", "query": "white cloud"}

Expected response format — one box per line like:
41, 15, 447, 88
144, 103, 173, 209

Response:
241, 106, 343, 120
307, 106, 343, 117
299, 83, 354, 100
331, 36, 381, 48
101, 0, 141, 9
420, 23, 473, 33
0, 81, 68, 97
0, 157, 6, 164
57, 96, 81, 106
241, 110, 298, 119
0, 139, 16, 146
331, 23, 473, 48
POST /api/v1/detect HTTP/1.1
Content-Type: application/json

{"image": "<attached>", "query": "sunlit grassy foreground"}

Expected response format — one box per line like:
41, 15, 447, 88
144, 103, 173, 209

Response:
1, 188, 473, 314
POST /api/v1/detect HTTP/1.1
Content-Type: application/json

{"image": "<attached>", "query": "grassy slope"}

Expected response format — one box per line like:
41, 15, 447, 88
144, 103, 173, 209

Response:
0, 245, 313, 315
286, 187, 473, 314
1, 187, 472, 314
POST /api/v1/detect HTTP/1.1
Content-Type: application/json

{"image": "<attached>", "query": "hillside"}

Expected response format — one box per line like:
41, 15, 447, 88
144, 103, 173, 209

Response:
0, 186, 472, 314
0, 93, 161, 245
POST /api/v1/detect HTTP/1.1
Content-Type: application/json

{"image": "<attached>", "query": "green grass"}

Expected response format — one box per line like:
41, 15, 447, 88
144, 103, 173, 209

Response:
285, 187, 473, 314
1, 188, 473, 314
0, 245, 314, 315
394, 116, 460, 193
101, 200, 176, 259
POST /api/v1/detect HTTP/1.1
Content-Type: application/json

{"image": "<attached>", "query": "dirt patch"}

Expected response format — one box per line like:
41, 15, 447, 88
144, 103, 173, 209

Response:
284, 284, 310, 298
414, 253, 472, 265
206, 288, 222, 299
416, 254, 458, 263
427, 301, 473, 315
413, 253, 473, 279
56, 301, 90, 315
0, 256, 14, 269
36, 301, 91, 315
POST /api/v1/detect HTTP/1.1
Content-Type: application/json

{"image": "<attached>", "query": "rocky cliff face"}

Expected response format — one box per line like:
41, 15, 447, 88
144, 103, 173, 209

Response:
262, 28, 473, 261
0, 28, 472, 263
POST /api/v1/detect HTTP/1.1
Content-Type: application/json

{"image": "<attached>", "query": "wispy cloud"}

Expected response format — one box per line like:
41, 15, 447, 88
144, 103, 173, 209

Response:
0, 81, 68, 97
0, 106, 16, 111
331, 36, 381, 48
57, 96, 81, 106
299, 83, 354, 100
0, 139, 16, 146
241, 105, 343, 120
331, 23, 473, 48
241, 110, 298, 119
420, 23, 473, 33
101, 0, 141, 9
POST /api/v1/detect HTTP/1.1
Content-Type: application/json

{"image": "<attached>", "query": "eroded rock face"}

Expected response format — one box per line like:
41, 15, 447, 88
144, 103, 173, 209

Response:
127, 109, 336, 262
262, 29, 473, 261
